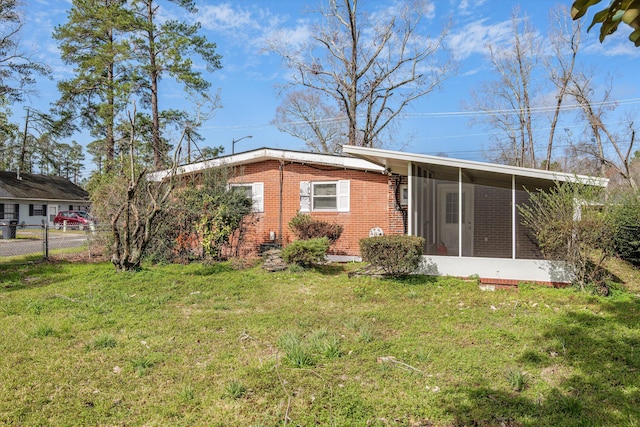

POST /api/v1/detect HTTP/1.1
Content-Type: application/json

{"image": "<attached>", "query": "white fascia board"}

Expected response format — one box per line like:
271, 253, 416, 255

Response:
147, 148, 385, 181
343, 145, 609, 187
0, 197, 89, 203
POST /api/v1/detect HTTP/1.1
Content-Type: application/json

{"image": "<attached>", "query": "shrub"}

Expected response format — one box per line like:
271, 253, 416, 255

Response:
359, 235, 425, 277
609, 192, 640, 265
145, 168, 253, 263
282, 237, 330, 266
289, 213, 343, 243
519, 181, 612, 291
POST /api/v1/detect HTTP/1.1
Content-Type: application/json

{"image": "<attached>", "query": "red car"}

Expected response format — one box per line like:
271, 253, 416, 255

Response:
53, 211, 94, 230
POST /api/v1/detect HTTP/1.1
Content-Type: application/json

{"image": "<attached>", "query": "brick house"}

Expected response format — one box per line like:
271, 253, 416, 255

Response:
150, 148, 397, 257
151, 146, 607, 284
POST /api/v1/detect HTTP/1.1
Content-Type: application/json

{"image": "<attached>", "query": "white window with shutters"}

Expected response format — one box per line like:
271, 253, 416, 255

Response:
229, 183, 264, 212
299, 180, 350, 212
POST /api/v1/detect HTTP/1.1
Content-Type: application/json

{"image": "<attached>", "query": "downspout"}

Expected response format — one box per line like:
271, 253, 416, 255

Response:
458, 168, 462, 258
407, 162, 413, 235
393, 175, 408, 234
512, 174, 516, 260
279, 161, 284, 246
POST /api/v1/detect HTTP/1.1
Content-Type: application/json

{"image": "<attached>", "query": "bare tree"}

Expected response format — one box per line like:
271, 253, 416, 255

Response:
272, 89, 346, 153
92, 103, 178, 271
269, 0, 451, 148
468, 9, 540, 168
544, 5, 582, 170
567, 73, 637, 188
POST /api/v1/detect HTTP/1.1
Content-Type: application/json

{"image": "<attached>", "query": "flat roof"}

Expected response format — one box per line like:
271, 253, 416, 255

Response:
148, 147, 385, 181
342, 146, 609, 187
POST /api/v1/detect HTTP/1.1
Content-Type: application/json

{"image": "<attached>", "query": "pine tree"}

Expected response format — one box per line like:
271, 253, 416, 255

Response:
129, 0, 222, 170
54, 0, 136, 173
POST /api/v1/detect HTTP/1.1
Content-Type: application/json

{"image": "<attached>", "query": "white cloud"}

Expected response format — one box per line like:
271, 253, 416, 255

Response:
447, 18, 513, 59
263, 22, 312, 52
198, 3, 257, 32
455, 0, 487, 17
582, 31, 640, 58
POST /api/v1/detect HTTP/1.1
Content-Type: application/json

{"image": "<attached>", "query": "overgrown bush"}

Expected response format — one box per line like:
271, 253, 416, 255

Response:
519, 181, 612, 292
289, 213, 343, 243
145, 168, 253, 263
609, 191, 640, 266
359, 235, 425, 277
282, 237, 330, 266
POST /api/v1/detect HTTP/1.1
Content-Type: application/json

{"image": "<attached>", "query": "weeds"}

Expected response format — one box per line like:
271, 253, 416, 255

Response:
224, 380, 247, 399
85, 333, 117, 350
32, 324, 54, 337
309, 328, 342, 359
177, 384, 195, 402
278, 332, 315, 367
506, 369, 530, 392
358, 323, 375, 343
131, 356, 155, 376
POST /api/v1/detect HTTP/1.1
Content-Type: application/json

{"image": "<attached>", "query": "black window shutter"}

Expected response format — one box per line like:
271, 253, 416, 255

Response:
29, 204, 33, 216
15, 204, 19, 220
69, 205, 73, 210
43, 204, 47, 216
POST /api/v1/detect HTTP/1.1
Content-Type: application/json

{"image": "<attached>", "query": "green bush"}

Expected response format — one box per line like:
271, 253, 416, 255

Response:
359, 235, 425, 277
610, 192, 640, 265
289, 213, 343, 243
282, 237, 330, 266
519, 181, 612, 291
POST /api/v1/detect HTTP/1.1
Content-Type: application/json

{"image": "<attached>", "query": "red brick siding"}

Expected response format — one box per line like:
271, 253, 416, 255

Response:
229, 160, 389, 256
388, 175, 407, 235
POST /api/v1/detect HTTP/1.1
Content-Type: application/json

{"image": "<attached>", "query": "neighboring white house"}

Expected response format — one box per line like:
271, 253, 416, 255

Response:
0, 171, 90, 226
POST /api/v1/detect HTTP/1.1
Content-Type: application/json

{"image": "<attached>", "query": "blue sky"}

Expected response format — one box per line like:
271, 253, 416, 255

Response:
15, 0, 640, 175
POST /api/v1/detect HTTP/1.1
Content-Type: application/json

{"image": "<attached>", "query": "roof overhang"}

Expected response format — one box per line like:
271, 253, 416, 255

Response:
342, 146, 609, 187
148, 147, 386, 181
0, 197, 89, 203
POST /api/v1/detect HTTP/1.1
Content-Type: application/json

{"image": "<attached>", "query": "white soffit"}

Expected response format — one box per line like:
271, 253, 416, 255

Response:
342, 146, 609, 187
147, 147, 386, 181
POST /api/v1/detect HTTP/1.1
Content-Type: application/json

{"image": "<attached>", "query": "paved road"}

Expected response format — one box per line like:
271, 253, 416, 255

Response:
0, 230, 88, 258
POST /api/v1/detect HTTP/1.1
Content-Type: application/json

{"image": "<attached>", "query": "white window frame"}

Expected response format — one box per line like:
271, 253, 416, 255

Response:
31, 204, 46, 216
312, 181, 338, 211
300, 180, 350, 213
229, 182, 264, 213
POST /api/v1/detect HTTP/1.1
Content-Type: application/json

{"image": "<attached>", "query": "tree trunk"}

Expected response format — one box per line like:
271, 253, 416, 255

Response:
146, 0, 162, 170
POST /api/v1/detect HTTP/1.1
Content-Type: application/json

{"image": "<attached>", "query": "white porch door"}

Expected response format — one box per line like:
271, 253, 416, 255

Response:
437, 184, 474, 256
48, 205, 58, 225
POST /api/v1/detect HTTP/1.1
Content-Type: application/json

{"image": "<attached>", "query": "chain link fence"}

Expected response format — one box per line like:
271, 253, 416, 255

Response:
0, 223, 109, 263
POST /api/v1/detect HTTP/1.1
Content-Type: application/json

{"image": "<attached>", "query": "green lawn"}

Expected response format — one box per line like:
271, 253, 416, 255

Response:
0, 260, 639, 426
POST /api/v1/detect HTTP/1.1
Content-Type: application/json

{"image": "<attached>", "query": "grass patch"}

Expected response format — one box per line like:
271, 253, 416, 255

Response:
131, 356, 155, 377
224, 380, 247, 399
85, 333, 117, 350
32, 324, 54, 337
0, 260, 639, 425
277, 332, 315, 367
506, 368, 530, 392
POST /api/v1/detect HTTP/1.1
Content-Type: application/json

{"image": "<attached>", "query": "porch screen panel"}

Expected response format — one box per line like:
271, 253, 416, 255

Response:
410, 165, 427, 252
515, 178, 544, 260
471, 181, 512, 258
430, 173, 459, 257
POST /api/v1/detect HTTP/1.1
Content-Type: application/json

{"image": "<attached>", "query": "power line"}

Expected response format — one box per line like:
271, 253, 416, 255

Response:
202, 96, 640, 131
